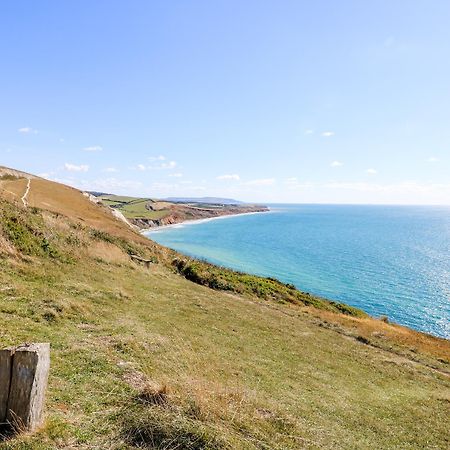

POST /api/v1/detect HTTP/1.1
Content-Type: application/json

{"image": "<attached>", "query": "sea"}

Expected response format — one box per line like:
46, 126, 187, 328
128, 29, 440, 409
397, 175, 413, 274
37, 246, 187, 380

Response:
144, 204, 450, 339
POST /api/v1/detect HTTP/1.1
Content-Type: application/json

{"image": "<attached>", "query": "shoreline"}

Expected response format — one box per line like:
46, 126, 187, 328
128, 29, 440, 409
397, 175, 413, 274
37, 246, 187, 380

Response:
140, 208, 272, 234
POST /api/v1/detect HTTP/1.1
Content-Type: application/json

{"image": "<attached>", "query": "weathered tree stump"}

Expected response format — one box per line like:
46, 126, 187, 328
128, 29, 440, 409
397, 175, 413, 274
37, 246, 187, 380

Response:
1, 343, 50, 433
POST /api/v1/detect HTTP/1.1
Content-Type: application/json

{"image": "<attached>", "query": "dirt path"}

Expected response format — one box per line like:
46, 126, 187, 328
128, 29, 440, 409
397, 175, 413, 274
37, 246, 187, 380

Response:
21, 178, 31, 207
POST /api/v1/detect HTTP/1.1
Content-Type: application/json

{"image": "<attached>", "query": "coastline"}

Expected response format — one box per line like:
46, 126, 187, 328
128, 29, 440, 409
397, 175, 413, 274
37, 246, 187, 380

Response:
140, 208, 272, 234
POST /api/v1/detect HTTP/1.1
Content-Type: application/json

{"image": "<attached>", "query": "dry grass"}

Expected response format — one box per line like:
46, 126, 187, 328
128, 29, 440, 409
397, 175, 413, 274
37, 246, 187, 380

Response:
310, 308, 450, 364
86, 241, 132, 265
0, 178, 28, 203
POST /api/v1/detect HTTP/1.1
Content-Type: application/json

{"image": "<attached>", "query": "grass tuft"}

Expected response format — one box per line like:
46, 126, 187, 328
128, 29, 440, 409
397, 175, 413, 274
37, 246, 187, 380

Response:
121, 404, 225, 450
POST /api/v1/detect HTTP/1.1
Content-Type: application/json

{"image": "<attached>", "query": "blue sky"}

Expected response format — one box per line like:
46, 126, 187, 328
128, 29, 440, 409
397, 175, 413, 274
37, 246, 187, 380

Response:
1, 0, 449, 204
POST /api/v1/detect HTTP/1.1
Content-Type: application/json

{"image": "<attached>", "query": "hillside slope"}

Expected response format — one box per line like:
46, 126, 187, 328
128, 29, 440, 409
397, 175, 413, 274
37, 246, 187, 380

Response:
0, 168, 449, 449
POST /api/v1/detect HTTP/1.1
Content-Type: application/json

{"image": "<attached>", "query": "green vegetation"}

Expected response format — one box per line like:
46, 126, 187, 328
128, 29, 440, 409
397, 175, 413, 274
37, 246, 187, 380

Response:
172, 258, 366, 316
0, 174, 23, 181
0, 198, 449, 449
98, 195, 171, 220
0, 201, 64, 259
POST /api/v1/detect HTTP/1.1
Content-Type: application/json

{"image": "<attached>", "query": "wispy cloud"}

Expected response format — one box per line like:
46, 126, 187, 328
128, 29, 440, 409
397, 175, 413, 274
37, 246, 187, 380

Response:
169, 173, 183, 178
304, 129, 314, 135
322, 131, 335, 137
284, 177, 314, 189
37, 172, 53, 179
83, 145, 103, 152
427, 157, 439, 163
245, 178, 275, 186
216, 174, 240, 181
330, 160, 343, 167
324, 181, 450, 195
148, 155, 166, 162
18, 126, 38, 134
84, 178, 143, 191
138, 159, 177, 170
160, 160, 176, 169
64, 163, 89, 172
366, 168, 378, 175
103, 167, 118, 173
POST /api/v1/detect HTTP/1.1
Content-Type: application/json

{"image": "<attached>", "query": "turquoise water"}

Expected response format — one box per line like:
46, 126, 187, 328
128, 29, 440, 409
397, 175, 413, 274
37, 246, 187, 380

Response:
144, 205, 450, 338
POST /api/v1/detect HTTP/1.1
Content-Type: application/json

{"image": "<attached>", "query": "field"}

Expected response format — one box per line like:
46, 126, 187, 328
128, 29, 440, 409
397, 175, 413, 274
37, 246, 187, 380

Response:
98, 196, 171, 220
0, 169, 449, 449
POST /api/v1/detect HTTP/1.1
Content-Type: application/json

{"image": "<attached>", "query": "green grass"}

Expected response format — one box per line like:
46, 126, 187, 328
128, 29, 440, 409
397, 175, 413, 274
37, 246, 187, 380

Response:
99, 195, 170, 220
0, 199, 449, 449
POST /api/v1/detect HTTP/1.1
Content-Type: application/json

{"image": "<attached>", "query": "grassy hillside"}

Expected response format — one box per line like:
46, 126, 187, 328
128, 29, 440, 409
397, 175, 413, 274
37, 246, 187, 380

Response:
0, 171, 449, 449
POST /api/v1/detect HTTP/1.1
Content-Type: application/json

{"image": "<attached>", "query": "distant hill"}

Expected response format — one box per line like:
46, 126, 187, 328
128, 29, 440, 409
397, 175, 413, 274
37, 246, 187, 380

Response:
164, 196, 244, 205
88, 191, 112, 197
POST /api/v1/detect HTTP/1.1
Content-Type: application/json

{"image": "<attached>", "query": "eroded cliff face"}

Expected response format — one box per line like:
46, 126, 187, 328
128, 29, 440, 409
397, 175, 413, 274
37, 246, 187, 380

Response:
130, 204, 269, 229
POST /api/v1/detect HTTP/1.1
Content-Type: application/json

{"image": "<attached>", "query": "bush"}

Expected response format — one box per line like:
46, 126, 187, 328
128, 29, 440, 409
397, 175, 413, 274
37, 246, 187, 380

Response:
0, 202, 61, 258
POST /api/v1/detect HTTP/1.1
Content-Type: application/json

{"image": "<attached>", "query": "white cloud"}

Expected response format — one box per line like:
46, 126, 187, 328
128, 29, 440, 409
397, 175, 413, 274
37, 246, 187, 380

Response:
330, 160, 344, 167
366, 168, 378, 175
103, 167, 118, 173
64, 163, 89, 172
324, 181, 450, 196
304, 129, 314, 135
216, 174, 240, 181
284, 178, 314, 190
146, 181, 208, 195
18, 126, 38, 134
322, 131, 335, 137
141, 159, 177, 170
83, 145, 103, 152
169, 173, 183, 178
427, 157, 439, 163
85, 178, 143, 191
245, 178, 275, 186
160, 160, 176, 169
148, 155, 166, 162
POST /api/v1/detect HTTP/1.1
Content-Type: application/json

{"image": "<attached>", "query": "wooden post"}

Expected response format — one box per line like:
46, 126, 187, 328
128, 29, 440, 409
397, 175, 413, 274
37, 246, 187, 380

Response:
0, 348, 14, 423
6, 343, 50, 432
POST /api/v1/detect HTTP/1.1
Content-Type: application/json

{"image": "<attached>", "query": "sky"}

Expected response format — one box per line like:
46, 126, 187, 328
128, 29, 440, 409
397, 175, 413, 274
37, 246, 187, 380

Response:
1, 0, 449, 204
